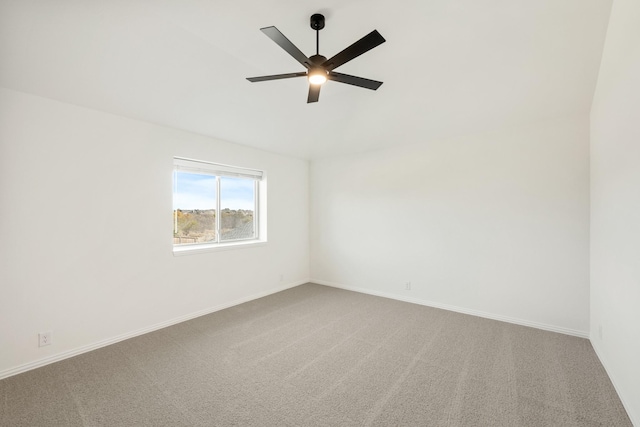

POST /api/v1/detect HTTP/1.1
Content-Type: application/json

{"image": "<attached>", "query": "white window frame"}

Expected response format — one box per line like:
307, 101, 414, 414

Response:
172, 157, 266, 255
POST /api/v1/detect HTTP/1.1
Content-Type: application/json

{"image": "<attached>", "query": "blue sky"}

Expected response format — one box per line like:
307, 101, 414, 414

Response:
173, 172, 255, 210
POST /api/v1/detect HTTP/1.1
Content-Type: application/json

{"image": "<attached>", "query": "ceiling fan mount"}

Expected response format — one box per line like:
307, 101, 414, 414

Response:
246, 13, 385, 103
310, 13, 325, 31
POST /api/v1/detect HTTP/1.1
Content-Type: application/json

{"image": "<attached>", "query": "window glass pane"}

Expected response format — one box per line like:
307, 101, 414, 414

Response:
220, 176, 255, 241
173, 171, 217, 244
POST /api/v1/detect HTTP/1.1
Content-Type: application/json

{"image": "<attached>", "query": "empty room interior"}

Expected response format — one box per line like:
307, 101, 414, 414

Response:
1, 0, 638, 426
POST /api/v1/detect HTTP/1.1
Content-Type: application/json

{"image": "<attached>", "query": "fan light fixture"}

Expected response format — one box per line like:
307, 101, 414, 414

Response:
308, 69, 327, 85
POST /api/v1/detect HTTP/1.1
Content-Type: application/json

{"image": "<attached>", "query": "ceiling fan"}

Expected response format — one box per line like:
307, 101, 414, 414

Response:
246, 14, 386, 103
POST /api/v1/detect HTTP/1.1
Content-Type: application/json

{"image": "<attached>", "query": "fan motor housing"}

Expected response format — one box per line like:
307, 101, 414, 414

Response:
309, 54, 327, 65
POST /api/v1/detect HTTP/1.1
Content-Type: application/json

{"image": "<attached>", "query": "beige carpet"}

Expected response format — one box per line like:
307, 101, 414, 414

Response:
0, 283, 632, 426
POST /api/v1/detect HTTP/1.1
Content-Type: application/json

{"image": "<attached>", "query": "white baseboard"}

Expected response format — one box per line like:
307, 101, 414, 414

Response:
0, 279, 310, 380
312, 279, 589, 339
590, 339, 638, 426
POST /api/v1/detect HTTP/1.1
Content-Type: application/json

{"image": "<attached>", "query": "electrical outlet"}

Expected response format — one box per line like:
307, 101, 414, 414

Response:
405, 282, 411, 290
279, 274, 284, 282
39, 331, 52, 347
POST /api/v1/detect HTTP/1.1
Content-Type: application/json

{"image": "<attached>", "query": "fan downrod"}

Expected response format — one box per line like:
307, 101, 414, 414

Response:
310, 14, 325, 30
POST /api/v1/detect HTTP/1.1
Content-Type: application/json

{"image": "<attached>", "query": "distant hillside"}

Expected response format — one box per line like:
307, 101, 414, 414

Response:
173, 208, 254, 243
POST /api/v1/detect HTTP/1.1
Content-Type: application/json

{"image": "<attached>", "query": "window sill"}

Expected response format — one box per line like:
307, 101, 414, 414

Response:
172, 240, 267, 256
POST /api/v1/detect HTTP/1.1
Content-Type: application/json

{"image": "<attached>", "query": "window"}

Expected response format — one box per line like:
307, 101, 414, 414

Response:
173, 157, 264, 252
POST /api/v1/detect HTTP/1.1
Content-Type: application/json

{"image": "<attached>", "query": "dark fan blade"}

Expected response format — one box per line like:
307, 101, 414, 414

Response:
328, 72, 383, 90
307, 84, 321, 103
247, 72, 307, 82
261, 26, 311, 68
322, 30, 385, 71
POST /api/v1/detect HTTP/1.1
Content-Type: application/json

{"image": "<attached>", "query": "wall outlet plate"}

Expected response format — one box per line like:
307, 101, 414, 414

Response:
39, 331, 52, 347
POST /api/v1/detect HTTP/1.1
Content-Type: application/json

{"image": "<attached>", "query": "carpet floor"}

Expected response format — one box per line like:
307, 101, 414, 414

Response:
0, 283, 632, 426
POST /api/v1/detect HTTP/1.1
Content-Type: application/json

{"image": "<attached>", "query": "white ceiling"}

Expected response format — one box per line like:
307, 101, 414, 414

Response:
0, 0, 612, 159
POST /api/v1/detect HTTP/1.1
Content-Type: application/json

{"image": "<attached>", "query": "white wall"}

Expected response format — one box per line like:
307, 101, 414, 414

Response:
310, 114, 590, 335
0, 88, 309, 377
590, 0, 640, 423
